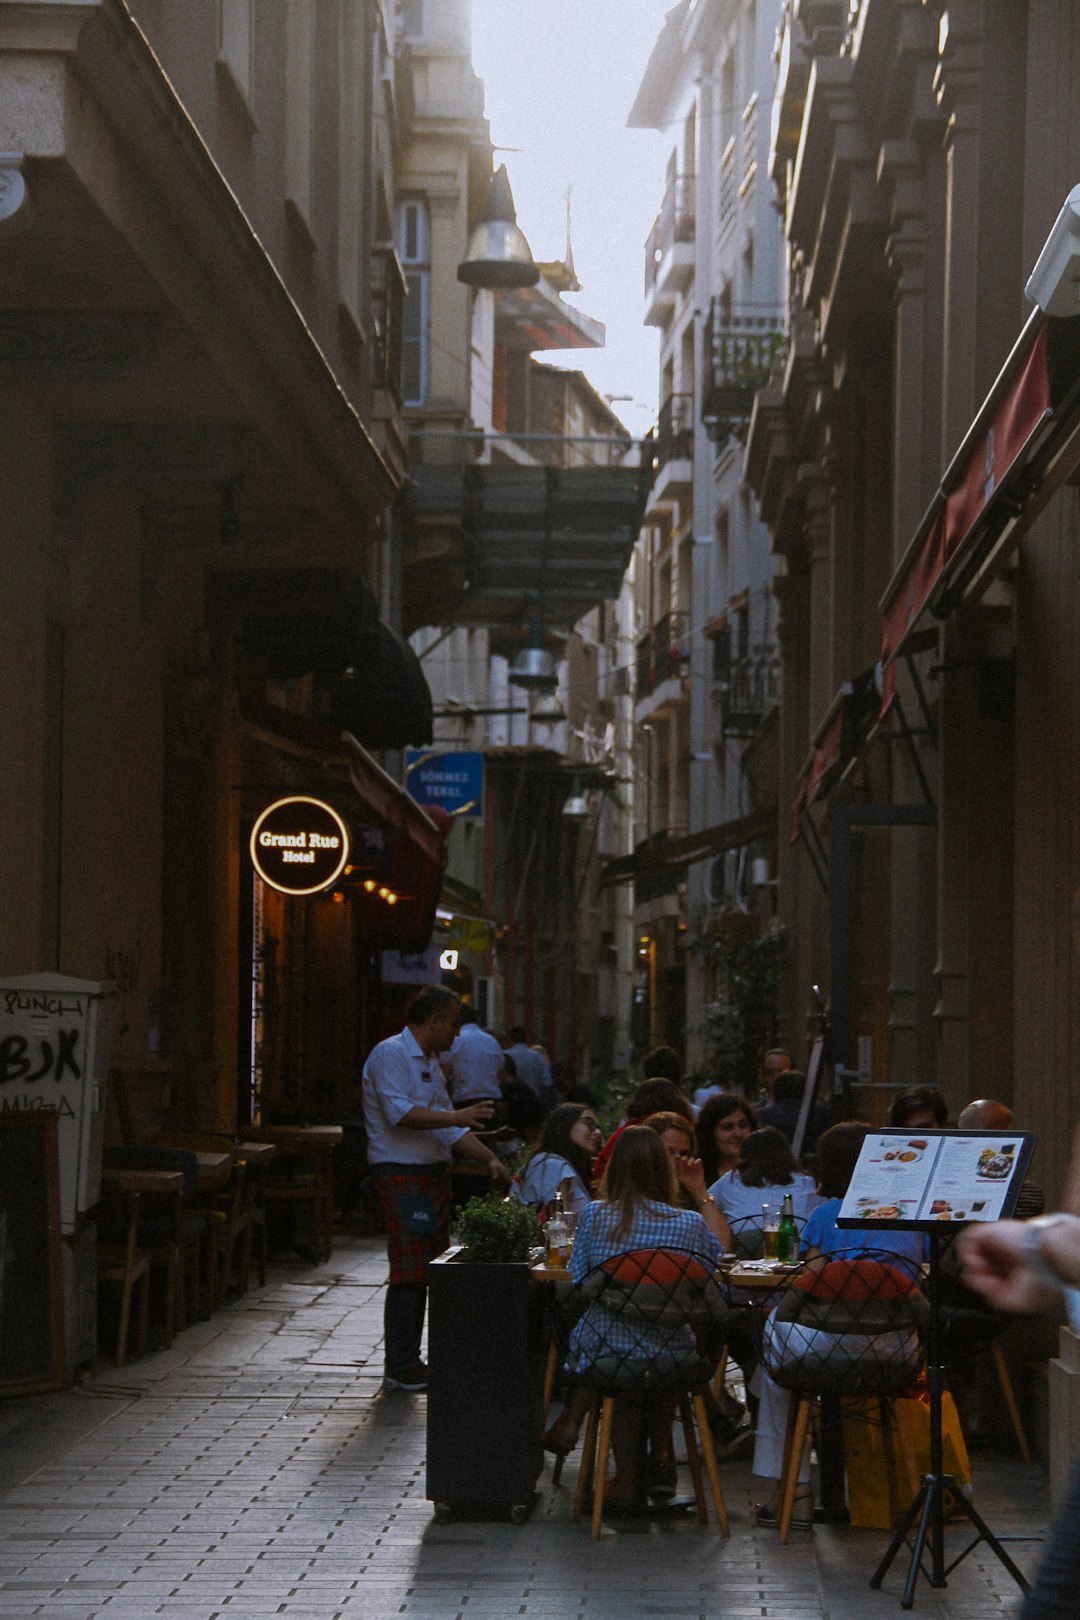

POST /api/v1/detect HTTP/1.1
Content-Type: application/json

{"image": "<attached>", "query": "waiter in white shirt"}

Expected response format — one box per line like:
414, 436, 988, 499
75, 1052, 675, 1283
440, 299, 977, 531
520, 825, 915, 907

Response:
363, 984, 510, 1392
443, 1003, 505, 1105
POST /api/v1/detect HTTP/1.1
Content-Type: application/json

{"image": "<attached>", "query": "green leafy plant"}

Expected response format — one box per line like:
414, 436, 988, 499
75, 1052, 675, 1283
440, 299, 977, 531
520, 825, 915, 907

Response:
699, 920, 788, 1090
455, 1195, 539, 1263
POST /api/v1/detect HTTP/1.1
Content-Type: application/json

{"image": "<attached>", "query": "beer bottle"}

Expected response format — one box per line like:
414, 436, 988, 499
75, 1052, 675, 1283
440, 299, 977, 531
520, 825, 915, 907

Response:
778, 1192, 798, 1263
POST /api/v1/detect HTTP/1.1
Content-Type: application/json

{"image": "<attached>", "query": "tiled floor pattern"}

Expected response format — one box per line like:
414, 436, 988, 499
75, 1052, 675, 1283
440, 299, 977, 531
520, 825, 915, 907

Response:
0, 1237, 1048, 1618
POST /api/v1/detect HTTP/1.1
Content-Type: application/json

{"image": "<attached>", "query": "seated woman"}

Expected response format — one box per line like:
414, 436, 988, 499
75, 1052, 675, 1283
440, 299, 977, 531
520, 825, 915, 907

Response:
695, 1092, 758, 1190
511, 1102, 602, 1217
710, 1126, 822, 1256
544, 1126, 723, 1511
644, 1110, 733, 1248
752, 1122, 927, 1528
591, 1077, 694, 1186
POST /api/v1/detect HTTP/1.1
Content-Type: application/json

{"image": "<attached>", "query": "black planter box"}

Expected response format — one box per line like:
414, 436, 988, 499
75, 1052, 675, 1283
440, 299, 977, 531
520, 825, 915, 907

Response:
425, 1247, 546, 1520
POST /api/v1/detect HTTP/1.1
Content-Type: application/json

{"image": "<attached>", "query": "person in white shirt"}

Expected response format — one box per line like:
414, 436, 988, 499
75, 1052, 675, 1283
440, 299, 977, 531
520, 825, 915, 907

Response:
443, 1005, 505, 1105
363, 985, 510, 1392
505, 1026, 556, 1111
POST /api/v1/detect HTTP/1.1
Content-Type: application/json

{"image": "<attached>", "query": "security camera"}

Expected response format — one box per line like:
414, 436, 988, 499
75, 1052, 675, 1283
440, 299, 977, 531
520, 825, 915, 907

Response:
1025, 185, 1080, 316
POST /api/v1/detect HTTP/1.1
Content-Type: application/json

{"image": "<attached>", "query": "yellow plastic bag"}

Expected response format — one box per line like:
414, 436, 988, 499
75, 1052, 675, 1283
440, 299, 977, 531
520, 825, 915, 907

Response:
842, 1389, 972, 1530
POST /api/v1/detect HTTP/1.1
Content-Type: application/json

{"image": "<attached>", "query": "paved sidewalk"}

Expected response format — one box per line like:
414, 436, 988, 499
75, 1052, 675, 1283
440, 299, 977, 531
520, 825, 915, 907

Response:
0, 1236, 1049, 1619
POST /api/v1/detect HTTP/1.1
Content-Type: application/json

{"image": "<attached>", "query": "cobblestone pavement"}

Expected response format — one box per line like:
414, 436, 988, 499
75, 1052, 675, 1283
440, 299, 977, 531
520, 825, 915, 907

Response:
0, 1236, 1049, 1619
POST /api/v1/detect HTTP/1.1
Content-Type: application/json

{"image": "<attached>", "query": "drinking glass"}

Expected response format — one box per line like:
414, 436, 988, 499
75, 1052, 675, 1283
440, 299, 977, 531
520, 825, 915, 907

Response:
762, 1203, 781, 1261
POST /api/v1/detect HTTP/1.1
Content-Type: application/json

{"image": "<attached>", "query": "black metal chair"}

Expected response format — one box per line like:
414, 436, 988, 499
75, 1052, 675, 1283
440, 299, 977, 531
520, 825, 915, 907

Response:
564, 1246, 730, 1538
753, 1252, 929, 1540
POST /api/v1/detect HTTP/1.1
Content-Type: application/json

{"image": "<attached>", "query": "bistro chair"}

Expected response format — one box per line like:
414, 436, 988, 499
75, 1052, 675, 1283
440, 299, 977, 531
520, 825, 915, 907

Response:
152, 1132, 256, 1307
565, 1247, 730, 1539
96, 1184, 150, 1365
103, 1146, 205, 1331
754, 1253, 929, 1541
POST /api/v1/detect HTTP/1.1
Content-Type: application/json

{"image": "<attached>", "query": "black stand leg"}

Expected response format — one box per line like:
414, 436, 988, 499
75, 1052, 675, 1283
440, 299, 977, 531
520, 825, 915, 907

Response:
869, 1230, 1030, 1608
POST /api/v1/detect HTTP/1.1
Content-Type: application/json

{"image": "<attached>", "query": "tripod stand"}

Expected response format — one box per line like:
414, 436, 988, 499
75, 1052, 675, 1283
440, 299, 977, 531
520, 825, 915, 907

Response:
869, 1227, 1031, 1609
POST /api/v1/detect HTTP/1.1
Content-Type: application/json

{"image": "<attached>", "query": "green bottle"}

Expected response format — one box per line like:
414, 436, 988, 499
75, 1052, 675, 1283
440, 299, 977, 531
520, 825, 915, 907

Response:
777, 1192, 798, 1263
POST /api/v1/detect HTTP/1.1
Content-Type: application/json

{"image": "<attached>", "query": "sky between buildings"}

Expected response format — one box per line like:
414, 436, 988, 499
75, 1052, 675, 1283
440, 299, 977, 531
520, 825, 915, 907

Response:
470, 0, 676, 440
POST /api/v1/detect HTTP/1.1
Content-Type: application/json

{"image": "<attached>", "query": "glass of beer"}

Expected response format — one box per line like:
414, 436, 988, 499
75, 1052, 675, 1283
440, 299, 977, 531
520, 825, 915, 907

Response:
762, 1204, 781, 1261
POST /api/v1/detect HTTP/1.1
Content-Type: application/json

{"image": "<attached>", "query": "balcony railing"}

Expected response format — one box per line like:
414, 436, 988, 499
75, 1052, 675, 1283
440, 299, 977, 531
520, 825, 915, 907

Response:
655, 391, 694, 472
701, 302, 786, 444
644, 174, 696, 298
720, 652, 781, 735
636, 611, 690, 702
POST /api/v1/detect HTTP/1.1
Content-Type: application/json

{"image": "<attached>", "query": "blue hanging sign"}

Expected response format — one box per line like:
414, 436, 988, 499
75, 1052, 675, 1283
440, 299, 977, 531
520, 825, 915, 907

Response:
405, 750, 484, 819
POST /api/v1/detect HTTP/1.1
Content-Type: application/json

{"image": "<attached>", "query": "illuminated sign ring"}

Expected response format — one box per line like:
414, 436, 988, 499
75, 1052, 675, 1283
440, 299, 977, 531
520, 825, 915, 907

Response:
249, 796, 350, 896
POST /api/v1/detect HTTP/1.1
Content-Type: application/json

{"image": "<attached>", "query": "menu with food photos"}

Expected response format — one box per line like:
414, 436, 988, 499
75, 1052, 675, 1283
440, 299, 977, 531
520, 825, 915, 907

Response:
837, 1128, 1035, 1230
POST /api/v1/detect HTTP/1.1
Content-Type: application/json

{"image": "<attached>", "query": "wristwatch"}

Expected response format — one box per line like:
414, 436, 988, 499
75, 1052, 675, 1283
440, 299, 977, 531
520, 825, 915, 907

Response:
1022, 1213, 1075, 1290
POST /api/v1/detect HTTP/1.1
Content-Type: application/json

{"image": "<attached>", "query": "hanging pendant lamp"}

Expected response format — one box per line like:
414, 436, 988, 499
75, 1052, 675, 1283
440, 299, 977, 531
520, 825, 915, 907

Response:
508, 609, 557, 691
457, 165, 540, 290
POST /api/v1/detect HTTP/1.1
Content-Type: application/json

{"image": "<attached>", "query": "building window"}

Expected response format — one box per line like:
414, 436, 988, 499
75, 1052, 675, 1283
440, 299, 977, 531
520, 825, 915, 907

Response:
400, 0, 427, 41
398, 198, 429, 406
217, 0, 253, 106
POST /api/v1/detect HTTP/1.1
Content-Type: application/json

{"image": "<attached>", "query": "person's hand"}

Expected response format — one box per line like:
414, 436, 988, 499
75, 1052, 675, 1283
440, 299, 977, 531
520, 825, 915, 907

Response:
676, 1155, 708, 1205
487, 1157, 512, 1189
957, 1219, 1062, 1314
456, 1100, 495, 1131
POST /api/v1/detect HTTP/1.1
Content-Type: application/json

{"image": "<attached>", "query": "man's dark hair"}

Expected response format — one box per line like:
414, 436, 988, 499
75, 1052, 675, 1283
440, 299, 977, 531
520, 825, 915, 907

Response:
642, 1045, 682, 1083
816, 1121, 870, 1199
458, 1004, 479, 1026
626, 1077, 692, 1123
889, 1086, 948, 1128
509, 1024, 528, 1043
407, 985, 459, 1026
773, 1069, 806, 1103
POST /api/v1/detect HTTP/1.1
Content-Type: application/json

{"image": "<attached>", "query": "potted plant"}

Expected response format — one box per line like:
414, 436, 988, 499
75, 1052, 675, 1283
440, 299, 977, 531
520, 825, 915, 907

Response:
426, 1195, 546, 1522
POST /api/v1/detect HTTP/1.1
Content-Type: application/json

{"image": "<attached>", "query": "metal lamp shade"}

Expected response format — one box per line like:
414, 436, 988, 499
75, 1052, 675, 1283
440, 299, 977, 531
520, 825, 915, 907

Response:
457, 165, 540, 290
508, 644, 557, 691
562, 793, 590, 822
531, 690, 566, 722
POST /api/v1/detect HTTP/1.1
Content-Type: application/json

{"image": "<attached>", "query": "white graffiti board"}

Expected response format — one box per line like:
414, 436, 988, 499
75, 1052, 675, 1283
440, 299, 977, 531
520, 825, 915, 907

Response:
0, 975, 112, 1232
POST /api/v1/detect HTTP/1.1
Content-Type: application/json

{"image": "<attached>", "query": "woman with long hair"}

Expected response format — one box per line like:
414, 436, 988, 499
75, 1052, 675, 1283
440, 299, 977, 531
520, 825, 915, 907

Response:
511, 1102, 602, 1216
543, 1126, 724, 1513
645, 1110, 733, 1249
710, 1126, 821, 1254
695, 1092, 758, 1187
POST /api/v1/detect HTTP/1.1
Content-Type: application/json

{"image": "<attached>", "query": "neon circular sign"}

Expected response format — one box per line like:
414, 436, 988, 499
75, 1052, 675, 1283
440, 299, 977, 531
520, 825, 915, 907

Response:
249, 796, 350, 896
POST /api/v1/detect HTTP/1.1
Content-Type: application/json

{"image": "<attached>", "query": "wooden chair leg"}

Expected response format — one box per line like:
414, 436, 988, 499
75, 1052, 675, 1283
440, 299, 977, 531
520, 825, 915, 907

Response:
693, 1391, 729, 1536
591, 1397, 614, 1540
778, 1397, 812, 1543
679, 1395, 708, 1523
993, 1341, 1032, 1463
573, 1396, 598, 1521
116, 1275, 133, 1366
135, 1268, 150, 1358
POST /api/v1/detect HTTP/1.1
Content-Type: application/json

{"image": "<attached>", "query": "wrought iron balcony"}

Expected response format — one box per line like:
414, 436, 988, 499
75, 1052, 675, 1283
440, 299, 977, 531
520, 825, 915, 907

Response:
636, 611, 690, 702
701, 302, 786, 444
655, 391, 694, 472
719, 652, 781, 735
644, 174, 696, 300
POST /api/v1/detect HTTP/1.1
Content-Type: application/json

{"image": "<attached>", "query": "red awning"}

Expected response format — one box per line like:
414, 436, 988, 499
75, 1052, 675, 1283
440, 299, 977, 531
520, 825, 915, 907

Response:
789, 671, 880, 842
879, 316, 1052, 709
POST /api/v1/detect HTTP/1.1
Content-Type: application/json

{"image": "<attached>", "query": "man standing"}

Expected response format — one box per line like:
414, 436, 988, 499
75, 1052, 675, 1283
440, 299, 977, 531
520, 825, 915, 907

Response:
363, 985, 510, 1392
505, 1025, 556, 1111
443, 1004, 504, 1106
